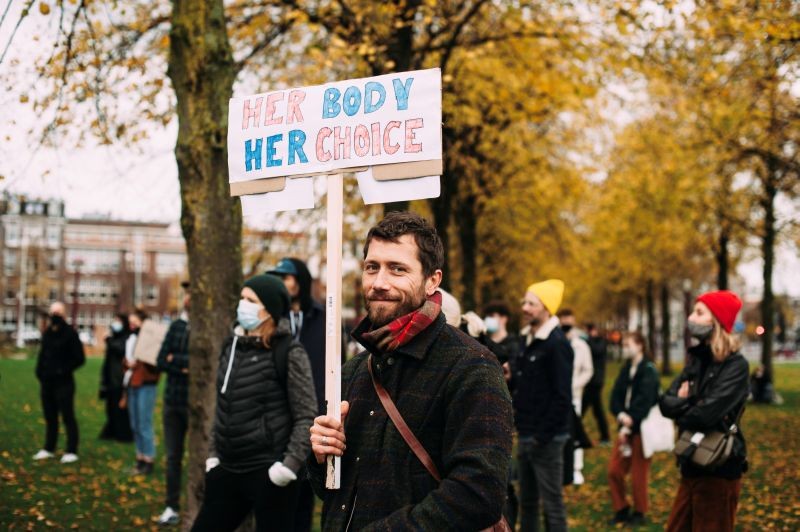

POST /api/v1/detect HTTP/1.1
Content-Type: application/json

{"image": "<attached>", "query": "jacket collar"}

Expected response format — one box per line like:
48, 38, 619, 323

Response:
521, 315, 561, 345
352, 313, 446, 360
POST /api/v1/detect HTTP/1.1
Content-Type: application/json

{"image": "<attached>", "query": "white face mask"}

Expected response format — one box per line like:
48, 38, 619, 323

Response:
484, 316, 501, 334
622, 346, 639, 359
237, 299, 265, 331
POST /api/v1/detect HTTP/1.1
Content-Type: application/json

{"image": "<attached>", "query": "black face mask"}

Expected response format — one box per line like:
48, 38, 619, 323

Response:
50, 314, 65, 325
561, 324, 573, 334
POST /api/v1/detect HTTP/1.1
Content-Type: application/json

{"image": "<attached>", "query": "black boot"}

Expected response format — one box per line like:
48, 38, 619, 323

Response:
139, 461, 154, 475
609, 506, 630, 525
627, 511, 646, 527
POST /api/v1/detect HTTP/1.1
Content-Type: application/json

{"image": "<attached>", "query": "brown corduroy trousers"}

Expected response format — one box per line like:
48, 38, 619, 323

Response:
665, 476, 742, 532
608, 434, 651, 514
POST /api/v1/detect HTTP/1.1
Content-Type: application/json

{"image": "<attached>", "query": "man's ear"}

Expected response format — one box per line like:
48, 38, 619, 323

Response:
425, 270, 443, 296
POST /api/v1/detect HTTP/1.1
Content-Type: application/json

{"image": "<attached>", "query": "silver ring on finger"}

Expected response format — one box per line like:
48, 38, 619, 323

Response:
322, 436, 328, 445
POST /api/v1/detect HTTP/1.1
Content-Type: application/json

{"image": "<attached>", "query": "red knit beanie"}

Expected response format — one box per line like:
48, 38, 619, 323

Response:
696, 290, 742, 333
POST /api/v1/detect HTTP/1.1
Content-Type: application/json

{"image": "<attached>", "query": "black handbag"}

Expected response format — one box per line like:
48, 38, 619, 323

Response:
673, 403, 745, 469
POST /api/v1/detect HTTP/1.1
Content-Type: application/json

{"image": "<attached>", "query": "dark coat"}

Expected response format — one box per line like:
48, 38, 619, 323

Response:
308, 313, 513, 531
297, 301, 326, 415
609, 359, 660, 434
156, 317, 190, 409
587, 335, 608, 386
509, 321, 574, 444
210, 319, 317, 475
36, 317, 85, 381
659, 344, 749, 479
101, 330, 129, 392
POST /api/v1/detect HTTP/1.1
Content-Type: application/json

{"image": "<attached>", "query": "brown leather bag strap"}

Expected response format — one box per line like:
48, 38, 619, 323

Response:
367, 355, 442, 482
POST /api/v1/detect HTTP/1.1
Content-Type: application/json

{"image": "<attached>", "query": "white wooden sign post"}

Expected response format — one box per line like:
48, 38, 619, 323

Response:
228, 69, 443, 488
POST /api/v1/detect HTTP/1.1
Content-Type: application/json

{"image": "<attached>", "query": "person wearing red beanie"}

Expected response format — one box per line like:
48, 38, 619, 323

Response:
659, 290, 749, 532
696, 291, 742, 333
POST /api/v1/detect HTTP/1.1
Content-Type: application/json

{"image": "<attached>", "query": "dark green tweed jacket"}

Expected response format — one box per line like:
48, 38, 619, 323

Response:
308, 313, 513, 531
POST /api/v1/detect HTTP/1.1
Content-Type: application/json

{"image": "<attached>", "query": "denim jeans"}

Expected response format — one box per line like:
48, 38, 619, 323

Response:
518, 437, 568, 532
128, 384, 157, 458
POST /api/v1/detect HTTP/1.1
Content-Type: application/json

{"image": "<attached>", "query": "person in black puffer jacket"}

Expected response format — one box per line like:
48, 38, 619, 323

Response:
192, 275, 317, 532
33, 302, 86, 463
99, 313, 133, 442
660, 290, 749, 532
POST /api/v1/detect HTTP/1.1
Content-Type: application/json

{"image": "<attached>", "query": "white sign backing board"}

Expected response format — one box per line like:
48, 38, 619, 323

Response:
228, 69, 442, 189
133, 320, 169, 366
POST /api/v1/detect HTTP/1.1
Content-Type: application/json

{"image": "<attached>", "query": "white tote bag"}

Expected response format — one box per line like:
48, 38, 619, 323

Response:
640, 404, 675, 459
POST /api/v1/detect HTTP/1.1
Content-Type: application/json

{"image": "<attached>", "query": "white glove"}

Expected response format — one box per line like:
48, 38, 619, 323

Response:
268, 461, 297, 487
462, 311, 486, 337
205, 457, 220, 472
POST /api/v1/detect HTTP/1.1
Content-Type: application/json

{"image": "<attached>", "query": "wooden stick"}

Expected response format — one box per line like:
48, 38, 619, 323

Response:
325, 173, 344, 489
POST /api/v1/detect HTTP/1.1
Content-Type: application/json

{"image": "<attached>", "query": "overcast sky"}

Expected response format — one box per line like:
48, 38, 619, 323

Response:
1, 3, 797, 300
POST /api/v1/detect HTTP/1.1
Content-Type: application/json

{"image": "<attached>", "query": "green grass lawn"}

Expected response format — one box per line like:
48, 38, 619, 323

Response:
1, 356, 799, 530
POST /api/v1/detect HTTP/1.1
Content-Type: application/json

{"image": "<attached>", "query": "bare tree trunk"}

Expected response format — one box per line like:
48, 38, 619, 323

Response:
380, 0, 420, 215
167, 0, 240, 525
660, 283, 672, 376
645, 280, 657, 357
716, 227, 729, 290
456, 192, 478, 311
760, 174, 777, 382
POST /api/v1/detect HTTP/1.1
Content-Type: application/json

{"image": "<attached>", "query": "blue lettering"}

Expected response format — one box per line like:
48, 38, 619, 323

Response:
266, 134, 283, 167
288, 130, 308, 165
342, 86, 362, 116
392, 77, 414, 110
244, 138, 262, 171
364, 82, 386, 114
322, 88, 341, 119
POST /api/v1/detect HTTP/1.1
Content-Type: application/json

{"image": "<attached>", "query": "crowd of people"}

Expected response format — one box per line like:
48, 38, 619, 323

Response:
32, 211, 751, 531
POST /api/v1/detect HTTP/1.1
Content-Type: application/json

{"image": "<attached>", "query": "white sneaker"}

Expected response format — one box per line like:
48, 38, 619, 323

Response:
573, 470, 585, 485
60, 453, 79, 464
158, 506, 180, 526
33, 449, 54, 460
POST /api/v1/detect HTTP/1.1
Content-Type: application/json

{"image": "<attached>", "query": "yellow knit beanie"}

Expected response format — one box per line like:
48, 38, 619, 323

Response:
526, 279, 565, 315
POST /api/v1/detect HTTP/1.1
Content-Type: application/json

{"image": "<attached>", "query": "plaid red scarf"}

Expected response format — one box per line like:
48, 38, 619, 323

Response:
360, 291, 443, 352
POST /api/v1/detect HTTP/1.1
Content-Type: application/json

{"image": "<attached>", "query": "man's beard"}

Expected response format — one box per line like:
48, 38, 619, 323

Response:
365, 290, 426, 328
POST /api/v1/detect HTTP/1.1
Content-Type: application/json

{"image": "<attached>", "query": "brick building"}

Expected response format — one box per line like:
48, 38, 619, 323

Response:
1, 192, 308, 345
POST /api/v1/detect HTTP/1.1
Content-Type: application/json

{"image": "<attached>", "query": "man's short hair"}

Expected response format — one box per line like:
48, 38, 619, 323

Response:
363, 211, 444, 278
556, 308, 574, 318
483, 301, 511, 317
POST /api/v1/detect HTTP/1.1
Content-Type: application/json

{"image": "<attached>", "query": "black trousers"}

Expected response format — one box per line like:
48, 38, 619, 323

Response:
191, 465, 300, 532
40, 376, 79, 454
100, 388, 133, 442
293, 474, 315, 532
163, 404, 189, 510
581, 381, 610, 441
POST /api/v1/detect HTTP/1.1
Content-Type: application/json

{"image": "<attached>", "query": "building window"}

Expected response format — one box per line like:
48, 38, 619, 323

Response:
146, 285, 159, 305
3, 250, 16, 275
5, 222, 20, 246
47, 225, 61, 248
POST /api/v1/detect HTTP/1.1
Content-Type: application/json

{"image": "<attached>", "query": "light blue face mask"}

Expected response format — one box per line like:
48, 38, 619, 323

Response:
484, 316, 501, 334
110, 322, 123, 333
237, 299, 265, 331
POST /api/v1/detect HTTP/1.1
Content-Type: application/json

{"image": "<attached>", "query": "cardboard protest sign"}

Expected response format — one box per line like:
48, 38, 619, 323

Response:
227, 69, 443, 489
132, 320, 168, 366
228, 68, 442, 197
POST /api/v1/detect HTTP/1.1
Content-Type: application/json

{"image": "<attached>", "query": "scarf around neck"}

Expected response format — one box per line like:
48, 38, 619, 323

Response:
359, 290, 443, 352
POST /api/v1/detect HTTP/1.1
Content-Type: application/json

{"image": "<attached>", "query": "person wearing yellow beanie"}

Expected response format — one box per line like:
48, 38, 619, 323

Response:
511, 278, 573, 531
526, 279, 565, 316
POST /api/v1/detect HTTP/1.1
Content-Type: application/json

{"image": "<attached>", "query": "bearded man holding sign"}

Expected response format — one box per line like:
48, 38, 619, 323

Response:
308, 212, 513, 531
